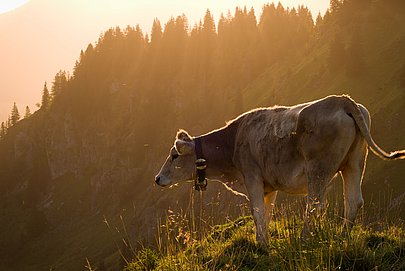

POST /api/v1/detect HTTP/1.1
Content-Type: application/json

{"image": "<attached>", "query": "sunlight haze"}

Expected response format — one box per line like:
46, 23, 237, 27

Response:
0, 0, 30, 14
1, 0, 404, 269
0, 0, 329, 121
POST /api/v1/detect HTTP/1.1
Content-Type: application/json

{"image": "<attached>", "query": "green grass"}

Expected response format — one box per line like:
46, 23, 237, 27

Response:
124, 206, 405, 271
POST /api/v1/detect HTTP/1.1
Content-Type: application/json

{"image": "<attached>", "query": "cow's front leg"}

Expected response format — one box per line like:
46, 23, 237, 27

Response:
264, 191, 277, 226
244, 175, 268, 245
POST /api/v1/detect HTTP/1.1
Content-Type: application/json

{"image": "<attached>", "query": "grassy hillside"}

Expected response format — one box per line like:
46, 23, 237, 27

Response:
125, 208, 405, 270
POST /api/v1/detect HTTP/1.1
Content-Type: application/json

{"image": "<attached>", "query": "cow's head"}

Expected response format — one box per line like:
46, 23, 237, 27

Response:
155, 130, 196, 187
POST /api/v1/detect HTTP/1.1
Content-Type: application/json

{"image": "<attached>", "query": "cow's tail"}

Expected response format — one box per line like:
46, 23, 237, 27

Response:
343, 96, 405, 160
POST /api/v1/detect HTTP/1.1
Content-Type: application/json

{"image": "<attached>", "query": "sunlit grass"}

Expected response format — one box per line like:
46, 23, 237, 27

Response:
124, 199, 405, 271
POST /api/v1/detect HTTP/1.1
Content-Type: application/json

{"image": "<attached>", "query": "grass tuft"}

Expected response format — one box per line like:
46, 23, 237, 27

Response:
124, 248, 159, 271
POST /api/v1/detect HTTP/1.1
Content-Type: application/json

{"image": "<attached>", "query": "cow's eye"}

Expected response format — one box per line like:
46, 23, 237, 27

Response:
171, 153, 179, 161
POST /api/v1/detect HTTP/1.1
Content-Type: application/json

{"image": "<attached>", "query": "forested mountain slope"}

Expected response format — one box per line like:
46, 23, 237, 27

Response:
0, 0, 404, 270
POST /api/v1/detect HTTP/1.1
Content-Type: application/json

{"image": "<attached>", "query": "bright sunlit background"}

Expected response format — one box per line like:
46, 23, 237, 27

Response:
0, 0, 329, 121
0, 0, 29, 14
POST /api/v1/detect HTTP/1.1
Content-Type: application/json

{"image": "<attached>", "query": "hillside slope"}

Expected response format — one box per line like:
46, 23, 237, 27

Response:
0, 1, 404, 270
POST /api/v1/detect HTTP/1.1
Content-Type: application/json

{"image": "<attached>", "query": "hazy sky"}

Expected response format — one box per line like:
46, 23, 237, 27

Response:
0, 0, 329, 122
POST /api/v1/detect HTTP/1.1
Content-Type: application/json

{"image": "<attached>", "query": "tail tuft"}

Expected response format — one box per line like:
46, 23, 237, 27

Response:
389, 150, 405, 160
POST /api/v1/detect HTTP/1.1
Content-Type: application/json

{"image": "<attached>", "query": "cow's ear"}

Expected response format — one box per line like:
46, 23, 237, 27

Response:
176, 129, 192, 142
175, 139, 194, 155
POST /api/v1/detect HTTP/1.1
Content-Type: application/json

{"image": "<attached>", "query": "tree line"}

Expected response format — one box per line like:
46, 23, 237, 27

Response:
1, 0, 378, 139
68, 2, 319, 131
0, 103, 29, 139
0, 70, 69, 140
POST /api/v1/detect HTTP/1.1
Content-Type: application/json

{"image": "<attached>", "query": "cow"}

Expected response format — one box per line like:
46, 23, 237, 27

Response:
155, 95, 405, 245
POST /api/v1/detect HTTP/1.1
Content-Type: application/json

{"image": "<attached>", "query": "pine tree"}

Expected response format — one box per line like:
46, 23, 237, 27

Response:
150, 19, 162, 49
201, 9, 217, 80
6, 117, 11, 129
202, 9, 216, 38
315, 12, 324, 37
41, 82, 50, 110
258, 3, 283, 65
0, 122, 6, 139
51, 70, 68, 98
10, 102, 20, 126
24, 106, 32, 118
148, 19, 163, 83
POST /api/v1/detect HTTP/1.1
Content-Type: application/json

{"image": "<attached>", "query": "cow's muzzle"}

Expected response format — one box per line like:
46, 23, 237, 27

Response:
155, 175, 161, 185
155, 175, 170, 187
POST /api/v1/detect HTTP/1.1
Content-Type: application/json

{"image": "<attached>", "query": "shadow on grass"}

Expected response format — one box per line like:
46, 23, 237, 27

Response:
209, 237, 273, 271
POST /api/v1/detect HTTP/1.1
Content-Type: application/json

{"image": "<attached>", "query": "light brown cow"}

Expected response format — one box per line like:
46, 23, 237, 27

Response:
155, 95, 405, 245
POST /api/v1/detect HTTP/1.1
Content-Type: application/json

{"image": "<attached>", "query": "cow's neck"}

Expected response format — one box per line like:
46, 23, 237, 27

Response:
194, 122, 239, 179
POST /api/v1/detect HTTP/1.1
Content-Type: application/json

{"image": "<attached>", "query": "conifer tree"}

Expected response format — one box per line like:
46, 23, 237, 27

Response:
202, 9, 216, 39
201, 9, 217, 81
10, 102, 20, 126
315, 12, 324, 37
147, 19, 163, 82
6, 117, 11, 129
151, 19, 163, 49
0, 122, 6, 139
41, 82, 51, 110
51, 70, 68, 98
258, 3, 281, 65
24, 106, 32, 118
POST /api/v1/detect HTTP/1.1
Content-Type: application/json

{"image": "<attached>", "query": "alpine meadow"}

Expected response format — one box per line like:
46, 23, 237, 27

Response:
0, 0, 404, 270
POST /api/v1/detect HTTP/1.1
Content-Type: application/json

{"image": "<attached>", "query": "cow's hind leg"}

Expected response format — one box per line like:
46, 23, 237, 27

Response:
341, 137, 368, 234
303, 161, 337, 236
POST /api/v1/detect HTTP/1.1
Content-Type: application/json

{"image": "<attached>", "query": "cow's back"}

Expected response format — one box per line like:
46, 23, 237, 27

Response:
231, 96, 359, 193
233, 105, 307, 190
